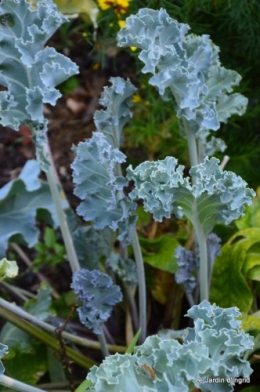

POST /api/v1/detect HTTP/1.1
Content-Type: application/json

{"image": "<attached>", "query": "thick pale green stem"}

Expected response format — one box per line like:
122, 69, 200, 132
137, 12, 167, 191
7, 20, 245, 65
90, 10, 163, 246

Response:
131, 229, 146, 343
183, 118, 199, 170
97, 331, 109, 357
193, 216, 209, 301
180, 117, 208, 301
45, 145, 80, 274
0, 375, 46, 392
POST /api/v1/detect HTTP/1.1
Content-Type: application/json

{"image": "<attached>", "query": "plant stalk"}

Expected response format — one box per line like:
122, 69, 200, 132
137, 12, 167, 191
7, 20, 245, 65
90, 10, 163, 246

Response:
44, 143, 80, 274
97, 331, 109, 357
193, 215, 209, 301
0, 375, 47, 392
131, 229, 147, 343
0, 298, 125, 353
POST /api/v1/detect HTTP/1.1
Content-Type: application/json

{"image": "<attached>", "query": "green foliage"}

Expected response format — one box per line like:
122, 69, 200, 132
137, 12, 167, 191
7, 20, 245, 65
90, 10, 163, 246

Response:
126, 329, 141, 354
236, 187, 260, 230
32, 227, 66, 271
210, 228, 260, 312
124, 82, 187, 162
0, 160, 67, 258
0, 0, 259, 389
0, 284, 55, 387
139, 234, 179, 274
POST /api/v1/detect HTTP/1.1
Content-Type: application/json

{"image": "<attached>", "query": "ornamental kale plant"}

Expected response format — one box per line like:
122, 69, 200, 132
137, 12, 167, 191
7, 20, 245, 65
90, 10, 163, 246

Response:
86, 301, 254, 392
0, 1, 258, 391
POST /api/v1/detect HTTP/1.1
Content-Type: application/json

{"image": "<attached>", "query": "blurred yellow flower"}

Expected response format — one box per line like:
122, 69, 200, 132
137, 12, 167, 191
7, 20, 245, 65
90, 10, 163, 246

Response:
97, 0, 131, 14
132, 94, 142, 103
118, 20, 137, 51
118, 19, 126, 28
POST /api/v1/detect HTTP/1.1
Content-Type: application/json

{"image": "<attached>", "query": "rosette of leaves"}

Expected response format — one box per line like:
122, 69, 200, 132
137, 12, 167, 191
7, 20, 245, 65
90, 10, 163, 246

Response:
127, 156, 255, 235
117, 8, 248, 140
85, 300, 253, 391
0, 0, 78, 168
71, 269, 122, 334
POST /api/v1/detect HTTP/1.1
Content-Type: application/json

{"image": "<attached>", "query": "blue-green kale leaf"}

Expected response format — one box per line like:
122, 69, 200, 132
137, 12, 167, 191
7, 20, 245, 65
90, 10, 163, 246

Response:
0, 0, 78, 168
72, 131, 137, 244
127, 156, 255, 235
71, 269, 122, 334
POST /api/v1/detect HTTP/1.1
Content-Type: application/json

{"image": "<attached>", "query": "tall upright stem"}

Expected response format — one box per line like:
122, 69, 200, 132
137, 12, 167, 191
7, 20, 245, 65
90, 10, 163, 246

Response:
131, 229, 147, 343
193, 216, 209, 301
44, 143, 80, 274
183, 118, 199, 170
181, 116, 209, 301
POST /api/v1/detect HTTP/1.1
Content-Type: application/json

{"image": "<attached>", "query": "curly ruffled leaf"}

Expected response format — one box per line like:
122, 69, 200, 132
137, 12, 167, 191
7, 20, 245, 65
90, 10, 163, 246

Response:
71, 269, 123, 334
72, 131, 137, 243
0, 0, 79, 168
94, 77, 137, 149
86, 300, 253, 391
127, 156, 255, 235
174, 247, 198, 293
185, 300, 253, 390
117, 8, 248, 134
106, 252, 137, 286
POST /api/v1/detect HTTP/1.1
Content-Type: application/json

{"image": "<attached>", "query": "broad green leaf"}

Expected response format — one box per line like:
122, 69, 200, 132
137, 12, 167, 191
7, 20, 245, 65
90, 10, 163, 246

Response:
0, 283, 55, 359
243, 243, 260, 281
1, 344, 47, 388
0, 284, 54, 386
0, 324, 33, 358
0, 160, 67, 257
241, 314, 260, 331
210, 228, 260, 312
139, 234, 179, 274
236, 187, 260, 229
